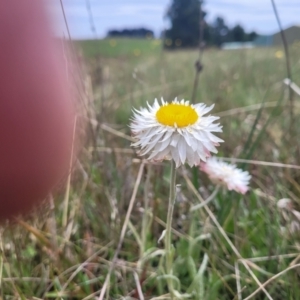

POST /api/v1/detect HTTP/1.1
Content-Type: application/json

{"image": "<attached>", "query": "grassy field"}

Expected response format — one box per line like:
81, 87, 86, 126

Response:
75, 38, 162, 58
2, 38, 300, 299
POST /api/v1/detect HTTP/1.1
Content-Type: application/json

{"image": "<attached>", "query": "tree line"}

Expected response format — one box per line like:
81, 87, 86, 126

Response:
106, 0, 258, 48
164, 0, 257, 48
107, 28, 154, 39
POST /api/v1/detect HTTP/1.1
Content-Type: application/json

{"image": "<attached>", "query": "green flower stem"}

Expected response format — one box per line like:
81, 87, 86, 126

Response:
165, 160, 177, 298
141, 165, 152, 257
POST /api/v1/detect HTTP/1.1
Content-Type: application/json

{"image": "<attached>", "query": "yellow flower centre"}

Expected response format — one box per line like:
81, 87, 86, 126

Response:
156, 104, 198, 128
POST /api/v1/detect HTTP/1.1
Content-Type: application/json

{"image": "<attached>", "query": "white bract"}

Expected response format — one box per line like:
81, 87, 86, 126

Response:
130, 98, 223, 167
200, 157, 251, 194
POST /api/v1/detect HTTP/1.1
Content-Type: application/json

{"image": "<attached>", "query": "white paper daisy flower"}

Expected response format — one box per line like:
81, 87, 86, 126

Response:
200, 157, 251, 194
130, 98, 223, 167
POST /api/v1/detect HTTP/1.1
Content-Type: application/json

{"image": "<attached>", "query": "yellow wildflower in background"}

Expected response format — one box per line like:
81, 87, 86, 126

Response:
275, 50, 283, 59
133, 49, 141, 56
109, 39, 117, 47
165, 39, 172, 46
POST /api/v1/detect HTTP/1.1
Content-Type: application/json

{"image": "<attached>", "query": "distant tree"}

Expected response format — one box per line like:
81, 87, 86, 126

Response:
246, 31, 258, 41
163, 0, 259, 48
210, 16, 229, 47
230, 25, 246, 42
165, 0, 207, 48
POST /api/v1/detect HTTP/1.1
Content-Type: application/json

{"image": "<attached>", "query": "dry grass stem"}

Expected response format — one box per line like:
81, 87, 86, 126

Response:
100, 123, 134, 142
283, 78, 300, 96
89, 147, 134, 154
234, 261, 242, 300
217, 101, 281, 117
244, 263, 300, 300
62, 116, 78, 227
242, 253, 299, 262
219, 157, 300, 170
133, 272, 145, 300
97, 161, 145, 300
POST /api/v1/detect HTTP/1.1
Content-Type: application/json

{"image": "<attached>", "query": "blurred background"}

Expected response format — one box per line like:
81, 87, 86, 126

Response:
48, 0, 299, 41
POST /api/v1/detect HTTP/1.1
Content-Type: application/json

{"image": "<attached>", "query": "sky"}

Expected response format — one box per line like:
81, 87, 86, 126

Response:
47, 0, 300, 39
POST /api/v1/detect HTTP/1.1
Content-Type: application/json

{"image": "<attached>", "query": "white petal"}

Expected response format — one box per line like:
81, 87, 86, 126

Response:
170, 134, 180, 147
178, 137, 187, 165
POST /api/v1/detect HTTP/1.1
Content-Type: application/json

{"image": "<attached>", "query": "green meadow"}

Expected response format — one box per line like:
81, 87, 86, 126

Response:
76, 38, 162, 58
2, 38, 300, 299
